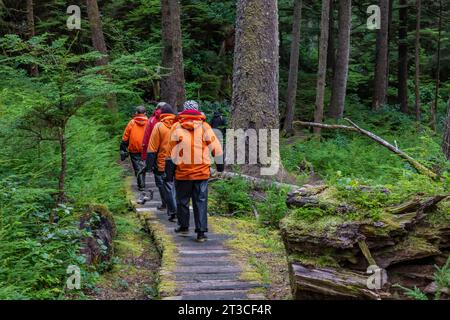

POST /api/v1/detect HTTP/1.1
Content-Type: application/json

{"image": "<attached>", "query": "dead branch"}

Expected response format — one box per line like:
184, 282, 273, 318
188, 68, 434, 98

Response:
293, 119, 439, 180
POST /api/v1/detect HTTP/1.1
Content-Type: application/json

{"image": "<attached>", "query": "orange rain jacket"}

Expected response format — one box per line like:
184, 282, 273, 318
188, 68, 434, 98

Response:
122, 114, 148, 153
168, 111, 223, 181
148, 113, 177, 171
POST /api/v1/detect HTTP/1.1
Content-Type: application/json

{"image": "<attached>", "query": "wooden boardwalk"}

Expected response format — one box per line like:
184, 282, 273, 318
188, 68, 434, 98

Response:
131, 174, 266, 300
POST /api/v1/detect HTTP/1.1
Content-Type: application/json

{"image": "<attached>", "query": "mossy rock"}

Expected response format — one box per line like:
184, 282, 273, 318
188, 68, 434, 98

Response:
79, 204, 117, 269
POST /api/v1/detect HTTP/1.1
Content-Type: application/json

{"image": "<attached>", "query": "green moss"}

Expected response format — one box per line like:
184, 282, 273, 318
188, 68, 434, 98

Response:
210, 216, 289, 297
288, 253, 339, 268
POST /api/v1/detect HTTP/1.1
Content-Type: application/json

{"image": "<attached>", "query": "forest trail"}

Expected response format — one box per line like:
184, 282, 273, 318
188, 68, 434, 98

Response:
130, 174, 267, 300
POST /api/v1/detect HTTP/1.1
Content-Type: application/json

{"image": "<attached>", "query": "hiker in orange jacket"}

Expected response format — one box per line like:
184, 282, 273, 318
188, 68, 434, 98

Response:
146, 104, 178, 222
120, 106, 148, 193
141, 102, 167, 210
165, 101, 224, 243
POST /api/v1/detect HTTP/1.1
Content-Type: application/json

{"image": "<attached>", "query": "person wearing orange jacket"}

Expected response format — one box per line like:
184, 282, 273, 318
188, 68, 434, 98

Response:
141, 103, 166, 210
146, 104, 178, 222
120, 106, 148, 192
165, 101, 224, 243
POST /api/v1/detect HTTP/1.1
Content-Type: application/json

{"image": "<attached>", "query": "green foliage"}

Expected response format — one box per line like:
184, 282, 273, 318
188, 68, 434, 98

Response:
395, 255, 450, 300
256, 187, 289, 228
209, 177, 252, 216
282, 101, 450, 185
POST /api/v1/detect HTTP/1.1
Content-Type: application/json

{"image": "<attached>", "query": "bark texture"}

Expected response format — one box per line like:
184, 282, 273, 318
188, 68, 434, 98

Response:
372, 0, 390, 110
161, 0, 186, 110
328, 0, 351, 119
86, 0, 109, 66
283, 0, 303, 134
231, 0, 279, 130
313, 0, 331, 134
398, 0, 409, 113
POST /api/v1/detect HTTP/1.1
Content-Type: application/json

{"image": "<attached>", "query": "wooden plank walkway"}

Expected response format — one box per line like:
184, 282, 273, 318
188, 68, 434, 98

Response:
131, 174, 266, 300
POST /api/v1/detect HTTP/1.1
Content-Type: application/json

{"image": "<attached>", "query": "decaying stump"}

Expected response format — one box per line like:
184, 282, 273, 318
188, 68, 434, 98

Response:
79, 204, 116, 268
281, 184, 449, 300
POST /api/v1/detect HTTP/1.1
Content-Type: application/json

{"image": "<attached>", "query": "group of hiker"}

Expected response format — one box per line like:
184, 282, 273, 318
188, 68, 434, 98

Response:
120, 101, 225, 242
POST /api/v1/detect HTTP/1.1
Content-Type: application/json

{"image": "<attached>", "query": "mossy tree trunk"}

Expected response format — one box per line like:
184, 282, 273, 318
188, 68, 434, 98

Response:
313, 0, 331, 135
283, 0, 303, 134
231, 0, 279, 130
328, 0, 351, 120
372, 0, 390, 110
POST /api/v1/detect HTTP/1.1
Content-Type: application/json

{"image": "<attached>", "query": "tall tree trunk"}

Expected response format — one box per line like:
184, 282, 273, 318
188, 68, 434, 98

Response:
86, 0, 116, 111
442, 98, 450, 161
328, 0, 351, 120
397, 0, 409, 113
160, 0, 186, 110
169, 0, 186, 110
414, 0, 421, 121
372, 0, 390, 110
327, 0, 335, 73
26, 0, 38, 76
161, 0, 174, 105
283, 0, 303, 134
231, 0, 279, 175
386, 0, 394, 91
86, 0, 108, 66
313, 0, 331, 135
430, 0, 442, 132
57, 127, 67, 204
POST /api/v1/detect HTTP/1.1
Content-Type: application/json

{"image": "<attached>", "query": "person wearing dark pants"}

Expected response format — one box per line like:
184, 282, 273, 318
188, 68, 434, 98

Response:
147, 104, 178, 221
175, 180, 209, 234
153, 171, 167, 209
120, 106, 148, 196
142, 103, 165, 210
166, 101, 224, 242
129, 153, 146, 190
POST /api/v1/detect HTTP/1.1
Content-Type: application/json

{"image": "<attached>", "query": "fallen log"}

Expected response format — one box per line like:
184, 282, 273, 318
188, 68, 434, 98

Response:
293, 119, 438, 180
290, 263, 389, 300
217, 171, 299, 190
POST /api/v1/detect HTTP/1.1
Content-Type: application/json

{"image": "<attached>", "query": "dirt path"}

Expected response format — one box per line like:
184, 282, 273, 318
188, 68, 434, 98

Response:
132, 174, 267, 300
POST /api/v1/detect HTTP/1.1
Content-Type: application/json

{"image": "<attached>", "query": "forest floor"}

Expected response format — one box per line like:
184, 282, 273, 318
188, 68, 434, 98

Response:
85, 174, 161, 300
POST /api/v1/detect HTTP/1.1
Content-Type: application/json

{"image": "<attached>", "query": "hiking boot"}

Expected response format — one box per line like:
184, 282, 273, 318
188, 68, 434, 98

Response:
168, 213, 177, 222
157, 203, 167, 210
196, 232, 207, 243
142, 193, 151, 202
174, 227, 189, 235
136, 193, 147, 205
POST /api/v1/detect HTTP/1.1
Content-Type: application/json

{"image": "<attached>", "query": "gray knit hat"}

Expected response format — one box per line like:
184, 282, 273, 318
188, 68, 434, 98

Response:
183, 100, 199, 111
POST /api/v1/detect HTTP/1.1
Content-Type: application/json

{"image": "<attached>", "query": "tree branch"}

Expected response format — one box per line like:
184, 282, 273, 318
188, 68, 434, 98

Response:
293, 119, 439, 180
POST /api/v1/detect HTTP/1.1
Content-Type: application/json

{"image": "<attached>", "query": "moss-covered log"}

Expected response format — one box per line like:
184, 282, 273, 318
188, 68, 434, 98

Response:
281, 184, 450, 299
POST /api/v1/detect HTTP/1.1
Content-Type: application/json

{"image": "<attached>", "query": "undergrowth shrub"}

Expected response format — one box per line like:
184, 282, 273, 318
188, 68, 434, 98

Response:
209, 176, 252, 215
256, 187, 289, 228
